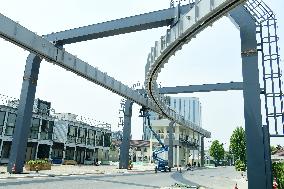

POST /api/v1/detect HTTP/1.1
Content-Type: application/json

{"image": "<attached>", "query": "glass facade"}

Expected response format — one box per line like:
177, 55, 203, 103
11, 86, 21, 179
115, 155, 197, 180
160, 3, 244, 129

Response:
169, 97, 202, 127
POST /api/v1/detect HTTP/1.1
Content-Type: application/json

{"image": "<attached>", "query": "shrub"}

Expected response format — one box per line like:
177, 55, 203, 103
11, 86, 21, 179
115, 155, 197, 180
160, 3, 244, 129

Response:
272, 162, 284, 189
27, 159, 48, 165
235, 159, 246, 171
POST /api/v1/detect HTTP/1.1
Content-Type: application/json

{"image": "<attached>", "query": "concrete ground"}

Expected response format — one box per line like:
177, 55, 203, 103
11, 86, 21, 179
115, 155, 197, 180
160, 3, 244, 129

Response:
0, 164, 156, 177
0, 165, 248, 189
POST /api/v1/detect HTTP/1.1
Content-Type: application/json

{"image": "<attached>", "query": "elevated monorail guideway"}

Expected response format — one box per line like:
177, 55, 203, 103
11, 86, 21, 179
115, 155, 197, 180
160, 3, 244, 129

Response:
145, 0, 246, 134
0, 13, 210, 137
0, 14, 155, 110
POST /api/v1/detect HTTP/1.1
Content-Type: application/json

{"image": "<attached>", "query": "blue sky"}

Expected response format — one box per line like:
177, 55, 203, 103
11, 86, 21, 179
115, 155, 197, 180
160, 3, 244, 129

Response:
0, 0, 283, 150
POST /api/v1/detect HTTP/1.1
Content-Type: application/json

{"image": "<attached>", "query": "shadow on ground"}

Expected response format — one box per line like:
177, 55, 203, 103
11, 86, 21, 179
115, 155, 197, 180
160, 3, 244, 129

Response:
0, 171, 159, 188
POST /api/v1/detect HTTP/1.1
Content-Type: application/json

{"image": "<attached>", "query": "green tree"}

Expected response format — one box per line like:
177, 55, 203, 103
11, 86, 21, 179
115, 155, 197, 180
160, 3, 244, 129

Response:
209, 140, 225, 165
271, 145, 277, 155
229, 127, 246, 163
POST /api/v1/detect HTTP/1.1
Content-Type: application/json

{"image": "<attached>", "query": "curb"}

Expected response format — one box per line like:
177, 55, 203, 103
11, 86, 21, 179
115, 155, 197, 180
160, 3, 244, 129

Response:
0, 170, 143, 180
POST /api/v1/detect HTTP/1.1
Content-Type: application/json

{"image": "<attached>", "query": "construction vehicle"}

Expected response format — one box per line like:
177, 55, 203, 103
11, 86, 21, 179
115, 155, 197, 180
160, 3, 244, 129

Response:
139, 107, 171, 172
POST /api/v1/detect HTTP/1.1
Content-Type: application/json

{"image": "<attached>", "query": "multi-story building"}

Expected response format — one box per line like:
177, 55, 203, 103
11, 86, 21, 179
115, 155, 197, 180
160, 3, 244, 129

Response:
143, 97, 203, 167
169, 97, 202, 127
0, 95, 112, 165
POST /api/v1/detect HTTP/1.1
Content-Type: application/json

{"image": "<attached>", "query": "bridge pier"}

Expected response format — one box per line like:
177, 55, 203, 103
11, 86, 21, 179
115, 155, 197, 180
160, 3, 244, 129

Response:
230, 6, 271, 188
200, 136, 205, 167
7, 54, 42, 173
168, 121, 174, 168
119, 100, 133, 169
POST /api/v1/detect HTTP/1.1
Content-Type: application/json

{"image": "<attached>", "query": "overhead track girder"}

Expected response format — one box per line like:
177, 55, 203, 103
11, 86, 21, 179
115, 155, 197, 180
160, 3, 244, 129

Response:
0, 13, 152, 110
159, 82, 243, 94
0, 13, 210, 137
44, 4, 193, 44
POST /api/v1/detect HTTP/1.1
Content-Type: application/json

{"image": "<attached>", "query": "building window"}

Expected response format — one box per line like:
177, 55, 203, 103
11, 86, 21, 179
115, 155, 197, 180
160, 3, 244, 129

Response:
40, 120, 53, 140
103, 133, 111, 147
67, 125, 77, 143
5, 112, 16, 136
1, 143, 11, 158
30, 118, 40, 139
96, 131, 103, 146
0, 111, 5, 135
88, 130, 96, 146
78, 128, 86, 144
65, 148, 74, 160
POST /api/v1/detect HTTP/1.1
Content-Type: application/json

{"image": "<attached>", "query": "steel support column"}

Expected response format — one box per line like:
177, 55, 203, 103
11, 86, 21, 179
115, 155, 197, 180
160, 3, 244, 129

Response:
7, 53, 42, 173
168, 121, 174, 168
230, 6, 267, 188
200, 136, 205, 167
263, 125, 273, 188
119, 100, 133, 169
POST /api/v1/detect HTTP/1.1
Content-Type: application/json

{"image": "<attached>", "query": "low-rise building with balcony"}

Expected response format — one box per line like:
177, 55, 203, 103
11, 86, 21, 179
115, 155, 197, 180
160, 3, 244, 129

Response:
0, 95, 112, 165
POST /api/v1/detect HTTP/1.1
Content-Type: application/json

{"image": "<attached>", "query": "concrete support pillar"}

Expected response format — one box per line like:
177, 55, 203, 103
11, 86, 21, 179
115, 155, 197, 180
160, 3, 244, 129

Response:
8, 54, 42, 173
185, 146, 188, 165
0, 140, 3, 158
174, 146, 177, 166
38, 119, 42, 140
149, 136, 152, 163
168, 121, 174, 167
84, 148, 87, 164
230, 6, 268, 188
63, 146, 66, 163
35, 143, 39, 159
119, 100, 133, 169
48, 146, 52, 160
74, 147, 77, 161
201, 136, 205, 167
102, 134, 105, 147
176, 145, 180, 167
198, 134, 200, 164
192, 132, 195, 165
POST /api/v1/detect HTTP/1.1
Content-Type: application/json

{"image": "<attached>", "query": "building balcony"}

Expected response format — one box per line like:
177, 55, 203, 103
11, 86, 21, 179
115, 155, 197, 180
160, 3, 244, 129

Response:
40, 132, 53, 140
86, 138, 95, 146
29, 131, 38, 139
67, 135, 76, 144
151, 133, 179, 141
77, 137, 86, 145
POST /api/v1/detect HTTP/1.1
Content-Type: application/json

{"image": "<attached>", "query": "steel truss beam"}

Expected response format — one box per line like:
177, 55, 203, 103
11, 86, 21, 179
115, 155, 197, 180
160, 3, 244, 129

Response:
0, 13, 209, 137
44, 5, 192, 44
159, 82, 243, 94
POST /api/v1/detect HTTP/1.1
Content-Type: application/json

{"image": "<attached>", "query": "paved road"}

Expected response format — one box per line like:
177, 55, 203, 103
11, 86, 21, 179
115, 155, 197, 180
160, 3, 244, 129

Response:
0, 167, 247, 189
